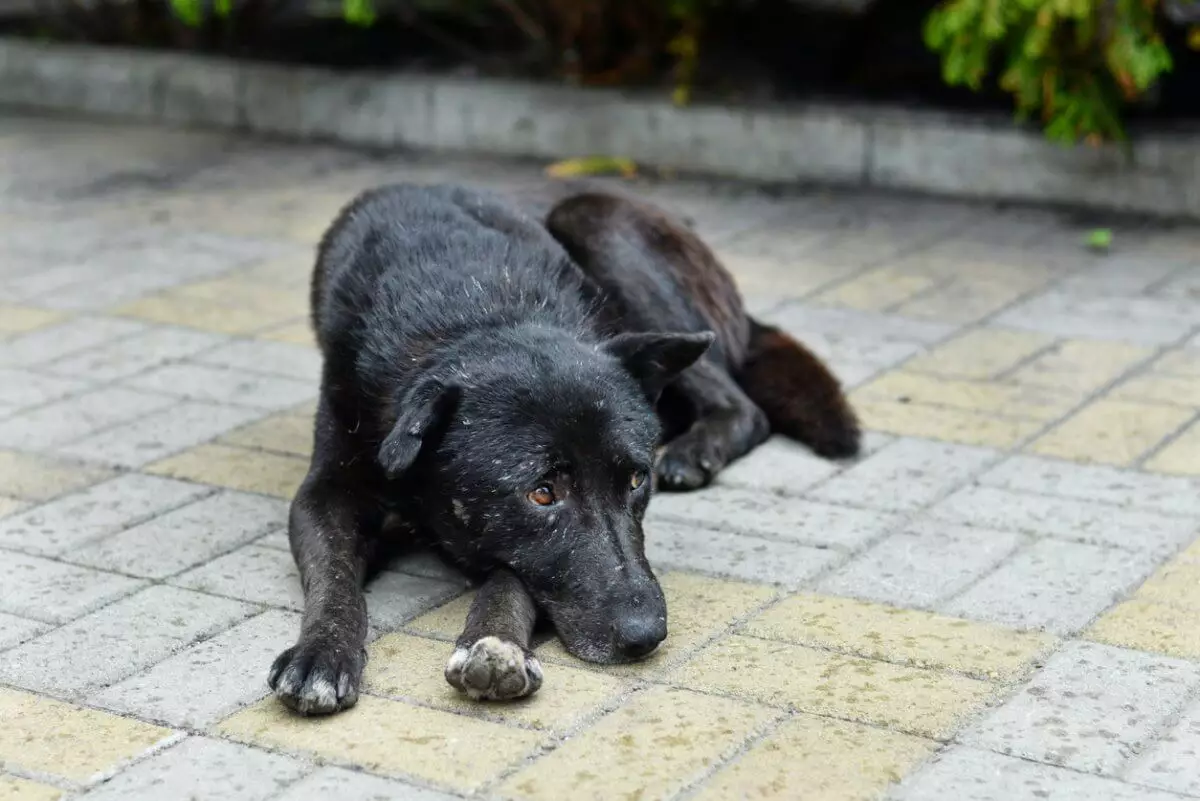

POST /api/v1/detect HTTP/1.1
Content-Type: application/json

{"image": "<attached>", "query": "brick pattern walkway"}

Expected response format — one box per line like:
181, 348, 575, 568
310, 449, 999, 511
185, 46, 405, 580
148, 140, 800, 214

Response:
0, 112, 1198, 801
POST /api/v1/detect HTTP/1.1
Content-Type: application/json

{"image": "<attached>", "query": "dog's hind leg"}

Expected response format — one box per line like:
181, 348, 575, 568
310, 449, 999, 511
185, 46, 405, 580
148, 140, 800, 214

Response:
445, 567, 543, 701
655, 360, 771, 491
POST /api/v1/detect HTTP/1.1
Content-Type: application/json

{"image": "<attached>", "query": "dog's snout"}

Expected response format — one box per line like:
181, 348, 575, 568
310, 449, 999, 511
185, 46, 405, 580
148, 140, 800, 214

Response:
613, 612, 667, 660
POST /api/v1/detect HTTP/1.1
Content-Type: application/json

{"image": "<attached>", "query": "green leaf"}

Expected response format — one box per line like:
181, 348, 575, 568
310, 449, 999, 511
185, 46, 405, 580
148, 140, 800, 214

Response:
1085, 228, 1113, 250
171, 0, 204, 26
343, 0, 375, 27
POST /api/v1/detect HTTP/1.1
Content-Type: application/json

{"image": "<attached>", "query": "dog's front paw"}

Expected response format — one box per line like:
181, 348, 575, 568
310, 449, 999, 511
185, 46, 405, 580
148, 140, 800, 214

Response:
655, 440, 718, 491
269, 640, 365, 716
445, 636, 543, 701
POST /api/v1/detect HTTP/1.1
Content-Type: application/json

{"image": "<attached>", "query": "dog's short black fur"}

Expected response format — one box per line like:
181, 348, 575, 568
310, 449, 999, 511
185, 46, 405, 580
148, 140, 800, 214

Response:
268, 183, 859, 714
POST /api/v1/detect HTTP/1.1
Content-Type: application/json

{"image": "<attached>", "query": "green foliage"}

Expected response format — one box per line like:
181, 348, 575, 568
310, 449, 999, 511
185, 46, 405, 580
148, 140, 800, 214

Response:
924, 0, 1174, 144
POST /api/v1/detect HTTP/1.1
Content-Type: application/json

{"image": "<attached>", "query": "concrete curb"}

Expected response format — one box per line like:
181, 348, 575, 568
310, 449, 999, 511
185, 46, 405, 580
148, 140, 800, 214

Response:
2, 38, 1198, 218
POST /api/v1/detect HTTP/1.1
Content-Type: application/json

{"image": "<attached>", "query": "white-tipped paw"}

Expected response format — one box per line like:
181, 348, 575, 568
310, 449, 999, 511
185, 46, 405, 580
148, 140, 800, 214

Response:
444, 636, 543, 701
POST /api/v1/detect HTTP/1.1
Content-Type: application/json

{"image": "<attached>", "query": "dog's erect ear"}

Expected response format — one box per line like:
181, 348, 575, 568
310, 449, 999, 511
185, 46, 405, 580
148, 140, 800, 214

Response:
604, 331, 714, 403
378, 377, 460, 479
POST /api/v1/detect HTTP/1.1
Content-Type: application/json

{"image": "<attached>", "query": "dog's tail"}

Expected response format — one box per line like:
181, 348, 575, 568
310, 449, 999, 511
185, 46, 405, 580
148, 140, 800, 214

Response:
735, 317, 861, 459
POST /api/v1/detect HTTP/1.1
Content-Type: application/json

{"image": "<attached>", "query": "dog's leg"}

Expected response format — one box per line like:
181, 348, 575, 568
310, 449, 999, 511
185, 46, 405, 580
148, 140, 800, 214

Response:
445, 567, 543, 701
656, 360, 770, 491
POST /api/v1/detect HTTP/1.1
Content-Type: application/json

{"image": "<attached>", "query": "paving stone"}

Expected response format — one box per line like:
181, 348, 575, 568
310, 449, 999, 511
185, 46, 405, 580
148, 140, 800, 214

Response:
0, 304, 65, 336
365, 632, 628, 731
362, 572, 464, 631
114, 294, 299, 335
1087, 601, 1200, 661
1112, 372, 1200, 408
0, 367, 87, 409
1144, 420, 1200, 476
1028, 399, 1194, 467
0, 585, 254, 697
812, 265, 938, 312
0, 687, 173, 784
978, 455, 1200, 517
89, 609, 298, 728
220, 411, 314, 457
853, 371, 1082, 422
145, 443, 309, 498
942, 539, 1161, 634
961, 642, 1200, 777
997, 292, 1198, 346
647, 487, 898, 550
810, 439, 1000, 512
0, 386, 175, 450
931, 486, 1198, 556
0, 474, 210, 556
77, 737, 308, 801
765, 329, 925, 388
852, 399, 1046, 449
0, 449, 114, 502
769, 303, 958, 345
670, 634, 994, 739
273, 767, 461, 801
195, 339, 322, 381
0, 496, 23, 519
0, 552, 144, 623
904, 328, 1055, 380
745, 593, 1054, 681
171, 544, 303, 610
644, 520, 841, 586
42, 326, 229, 382
71, 490, 288, 578
888, 745, 1185, 801
716, 436, 842, 495
693, 714, 936, 801
218, 695, 542, 794
255, 321, 317, 347
124, 363, 315, 409
57, 401, 268, 468
1125, 694, 1200, 796
499, 686, 776, 801
0, 611, 49, 650
0, 316, 148, 366
1008, 338, 1155, 394
818, 520, 1025, 609
0, 776, 63, 801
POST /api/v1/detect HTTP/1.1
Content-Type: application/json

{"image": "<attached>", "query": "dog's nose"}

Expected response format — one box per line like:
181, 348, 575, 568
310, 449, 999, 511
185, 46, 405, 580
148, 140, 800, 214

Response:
614, 614, 667, 659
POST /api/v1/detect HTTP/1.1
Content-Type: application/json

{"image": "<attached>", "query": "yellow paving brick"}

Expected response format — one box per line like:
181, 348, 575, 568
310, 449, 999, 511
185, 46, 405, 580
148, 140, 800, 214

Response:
1111, 374, 1200, 408
892, 279, 1036, 325
1143, 421, 1200, 476
235, 256, 313, 288
364, 633, 627, 731
0, 305, 66, 337
813, 268, 936, 312
1132, 558, 1200, 609
255, 321, 317, 348
0, 496, 26, 518
904, 328, 1054, 380
1009, 339, 1154, 395
145, 443, 308, 498
744, 594, 1054, 681
174, 278, 309, 318
405, 591, 473, 641
0, 450, 113, 502
718, 253, 846, 298
1153, 349, 1200, 377
691, 714, 936, 801
1027, 399, 1193, 466
0, 688, 172, 783
0, 776, 62, 801
854, 399, 1043, 449
498, 686, 777, 801
220, 413, 314, 457
669, 635, 994, 739
113, 295, 288, 335
852, 371, 1080, 422
1087, 601, 1200, 661
218, 694, 541, 793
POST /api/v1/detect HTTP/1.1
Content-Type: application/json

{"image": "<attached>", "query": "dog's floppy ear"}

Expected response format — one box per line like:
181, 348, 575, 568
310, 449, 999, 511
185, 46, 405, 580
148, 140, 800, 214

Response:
378, 377, 459, 479
604, 331, 715, 403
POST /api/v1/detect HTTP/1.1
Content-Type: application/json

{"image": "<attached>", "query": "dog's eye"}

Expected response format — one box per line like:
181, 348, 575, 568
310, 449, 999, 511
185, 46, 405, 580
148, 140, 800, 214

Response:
527, 484, 557, 506
630, 471, 647, 490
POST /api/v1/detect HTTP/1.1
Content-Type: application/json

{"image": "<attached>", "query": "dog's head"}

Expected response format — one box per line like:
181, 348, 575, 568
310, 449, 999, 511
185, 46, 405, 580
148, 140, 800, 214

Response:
379, 325, 712, 663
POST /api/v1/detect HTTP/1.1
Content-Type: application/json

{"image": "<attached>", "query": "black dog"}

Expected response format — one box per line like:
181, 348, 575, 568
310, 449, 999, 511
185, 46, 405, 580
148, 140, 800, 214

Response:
268, 183, 859, 714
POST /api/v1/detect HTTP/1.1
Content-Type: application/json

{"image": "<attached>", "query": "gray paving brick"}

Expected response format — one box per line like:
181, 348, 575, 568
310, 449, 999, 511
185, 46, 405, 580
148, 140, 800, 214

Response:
769, 302, 958, 345
170, 544, 303, 610
0, 367, 88, 409
77, 737, 309, 801
997, 291, 1197, 346
941, 539, 1161, 634
0, 386, 175, 450
56, 401, 267, 468
275, 767, 461, 801
0, 551, 144, 623
0, 611, 49, 650
931, 486, 1198, 557
716, 437, 841, 495
648, 487, 899, 550
0, 316, 148, 366
89, 609, 299, 728
71, 491, 289, 579
645, 519, 837, 587
255, 532, 468, 584
195, 339, 321, 382
0, 585, 253, 697
124, 363, 315, 409
775, 330, 926, 387
961, 642, 1200, 776
979, 455, 1200, 518
0, 473, 211, 556
1126, 694, 1200, 796
810, 438, 1000, 512
363, 571, 464, 631
887, 745, 1184, 801
817, 520, 1024, 608
42, 326, 229, 382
